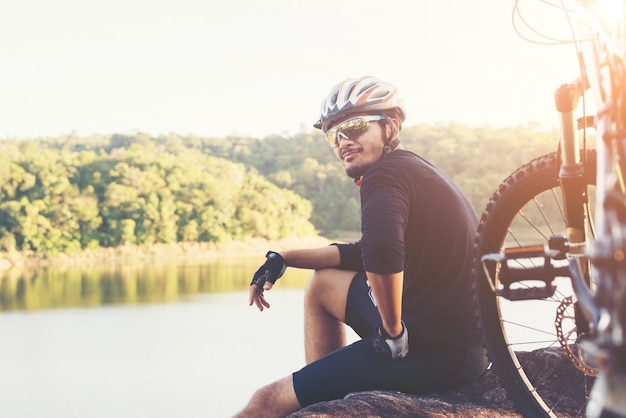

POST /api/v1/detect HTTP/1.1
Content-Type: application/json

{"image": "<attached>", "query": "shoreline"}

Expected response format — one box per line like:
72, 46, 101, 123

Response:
0, 236, 335, 271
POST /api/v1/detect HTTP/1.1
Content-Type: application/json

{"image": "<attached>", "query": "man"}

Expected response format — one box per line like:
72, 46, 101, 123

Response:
234, 76, 488, 417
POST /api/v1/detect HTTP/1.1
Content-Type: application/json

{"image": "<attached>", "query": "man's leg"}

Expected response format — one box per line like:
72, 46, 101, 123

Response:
233, 375, 300, 418
303, 268, 355, 363
236, 269, 356, 417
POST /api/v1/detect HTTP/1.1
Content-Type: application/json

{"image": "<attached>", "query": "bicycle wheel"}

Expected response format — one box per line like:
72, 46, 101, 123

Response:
474, 150, 596, 417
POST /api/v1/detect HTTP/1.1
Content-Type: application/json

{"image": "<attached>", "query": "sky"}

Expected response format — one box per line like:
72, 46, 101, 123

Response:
0, 0, 583, 139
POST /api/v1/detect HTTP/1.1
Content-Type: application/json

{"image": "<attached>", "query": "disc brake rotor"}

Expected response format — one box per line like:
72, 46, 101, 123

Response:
555, 295, 598, 376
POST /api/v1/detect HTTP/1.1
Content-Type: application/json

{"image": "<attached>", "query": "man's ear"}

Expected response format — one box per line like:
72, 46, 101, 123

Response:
386, 117, 400, 141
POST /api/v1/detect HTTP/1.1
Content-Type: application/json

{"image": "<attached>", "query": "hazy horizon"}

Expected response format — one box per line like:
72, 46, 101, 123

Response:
2, 0, 581, 139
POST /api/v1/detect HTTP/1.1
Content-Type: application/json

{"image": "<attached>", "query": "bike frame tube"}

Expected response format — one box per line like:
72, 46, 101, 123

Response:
555, 78, 600, 325
555, 80, 584, 167
555, 79, 587, 253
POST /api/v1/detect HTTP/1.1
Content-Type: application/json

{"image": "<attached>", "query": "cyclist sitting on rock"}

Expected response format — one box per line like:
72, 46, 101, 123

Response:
234, 76, 488, 418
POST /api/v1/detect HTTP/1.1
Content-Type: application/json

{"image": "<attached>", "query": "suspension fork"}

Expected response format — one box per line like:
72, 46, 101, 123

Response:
555, 79, 596, 332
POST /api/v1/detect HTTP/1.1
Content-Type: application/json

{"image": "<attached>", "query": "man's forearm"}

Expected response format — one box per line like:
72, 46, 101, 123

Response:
279, 246, 341, 270
367, 271, 404, 337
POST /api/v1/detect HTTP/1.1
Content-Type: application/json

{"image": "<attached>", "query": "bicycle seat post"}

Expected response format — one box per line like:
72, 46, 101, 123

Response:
555, 79, 585, 167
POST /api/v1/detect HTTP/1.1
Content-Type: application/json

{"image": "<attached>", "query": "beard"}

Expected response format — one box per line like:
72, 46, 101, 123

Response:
340, 142, 385, 180
345, 160, 375, 180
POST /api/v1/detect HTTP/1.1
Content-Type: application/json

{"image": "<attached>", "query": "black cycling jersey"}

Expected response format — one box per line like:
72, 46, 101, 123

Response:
293, 149, 487, 406
335, 149, 482, 350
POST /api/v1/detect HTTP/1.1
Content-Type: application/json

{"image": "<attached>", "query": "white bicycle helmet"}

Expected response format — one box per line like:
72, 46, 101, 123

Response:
313, 76, 406, 132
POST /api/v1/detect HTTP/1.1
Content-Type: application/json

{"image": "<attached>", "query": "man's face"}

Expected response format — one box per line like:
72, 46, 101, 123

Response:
329, 115, 386, 179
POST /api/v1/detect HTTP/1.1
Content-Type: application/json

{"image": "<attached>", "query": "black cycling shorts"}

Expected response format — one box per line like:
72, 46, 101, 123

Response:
292, 271, 488, 407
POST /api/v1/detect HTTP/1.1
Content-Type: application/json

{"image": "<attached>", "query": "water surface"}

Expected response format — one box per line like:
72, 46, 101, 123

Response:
0, 259, 321, 417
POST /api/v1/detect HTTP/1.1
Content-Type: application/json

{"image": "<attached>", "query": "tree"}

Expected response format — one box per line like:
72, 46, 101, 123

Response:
0, 124, 566, 255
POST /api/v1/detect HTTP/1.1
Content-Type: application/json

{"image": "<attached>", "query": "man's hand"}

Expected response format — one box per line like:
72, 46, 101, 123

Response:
248, 251, 286, 311
372, 320, 409, 359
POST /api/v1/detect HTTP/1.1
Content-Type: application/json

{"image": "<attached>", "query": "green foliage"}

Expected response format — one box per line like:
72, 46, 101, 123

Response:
201, 122, 560, 231
400, 122, 559, 213
0, 134, 317, 254
0, 122, 562, 255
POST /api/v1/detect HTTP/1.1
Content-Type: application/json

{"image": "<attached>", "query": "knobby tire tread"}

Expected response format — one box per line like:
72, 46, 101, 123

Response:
472, 150, 596, 418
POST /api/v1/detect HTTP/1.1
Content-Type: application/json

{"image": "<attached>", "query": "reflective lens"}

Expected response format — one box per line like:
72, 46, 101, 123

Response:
325, 115, 384, 148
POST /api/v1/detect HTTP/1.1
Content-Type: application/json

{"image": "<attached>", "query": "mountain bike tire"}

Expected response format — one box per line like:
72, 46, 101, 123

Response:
473, 150, 596, 417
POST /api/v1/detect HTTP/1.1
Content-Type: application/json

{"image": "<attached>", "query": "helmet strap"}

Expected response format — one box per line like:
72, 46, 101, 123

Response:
384, 137, 400, 155
383, 118, 400, 156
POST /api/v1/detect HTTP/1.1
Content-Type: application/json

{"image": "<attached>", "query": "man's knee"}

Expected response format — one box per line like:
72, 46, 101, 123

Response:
235, 376, 301, 418
304, 268, 349, 306
248, 383, 275, 410
305, 269, 335, 298
304, 268, 355, 320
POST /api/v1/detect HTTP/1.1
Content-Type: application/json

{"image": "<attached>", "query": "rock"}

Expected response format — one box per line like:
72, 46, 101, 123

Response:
288, 348, 588, 417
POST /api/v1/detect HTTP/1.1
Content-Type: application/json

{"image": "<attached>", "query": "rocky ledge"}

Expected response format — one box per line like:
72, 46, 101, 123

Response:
288, 348, 589, 417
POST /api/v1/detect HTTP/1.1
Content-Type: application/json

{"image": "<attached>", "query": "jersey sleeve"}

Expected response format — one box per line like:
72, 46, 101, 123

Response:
359, 167, 408, 274
332, 241, 364, 271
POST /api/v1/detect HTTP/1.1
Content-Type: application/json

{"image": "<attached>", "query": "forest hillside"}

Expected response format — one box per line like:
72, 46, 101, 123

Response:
0, 123, 562, 256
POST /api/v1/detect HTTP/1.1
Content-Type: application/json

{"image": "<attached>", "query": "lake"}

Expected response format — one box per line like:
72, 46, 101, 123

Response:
0, 256, 567, 417
0, 258, 359, 418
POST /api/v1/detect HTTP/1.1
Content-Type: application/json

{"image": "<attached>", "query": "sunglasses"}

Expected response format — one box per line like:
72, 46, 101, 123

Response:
325, 115, 384, 148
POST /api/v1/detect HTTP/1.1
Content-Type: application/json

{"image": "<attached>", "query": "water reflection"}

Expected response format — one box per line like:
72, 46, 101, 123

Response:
0, 257, 312, 312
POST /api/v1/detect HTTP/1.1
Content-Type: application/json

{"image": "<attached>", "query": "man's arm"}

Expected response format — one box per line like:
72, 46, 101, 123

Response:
280, 245, 341, 270
367, 271, 404, 337
248, 245, 341, 311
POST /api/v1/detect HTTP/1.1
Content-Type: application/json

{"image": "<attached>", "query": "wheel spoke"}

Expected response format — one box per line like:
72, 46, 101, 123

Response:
474, 151, 596, 417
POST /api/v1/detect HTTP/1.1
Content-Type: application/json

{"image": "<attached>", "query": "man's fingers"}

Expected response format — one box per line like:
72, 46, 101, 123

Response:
253, 293, 270, 311
254, 295, 264, 311
249, 284, 271, 311
248, 285, 260, 306
248, 266, 275, 311
259, 293, 271, 309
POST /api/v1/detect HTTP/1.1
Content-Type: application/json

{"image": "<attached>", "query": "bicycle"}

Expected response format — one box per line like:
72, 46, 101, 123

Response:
473, 1, 626, 416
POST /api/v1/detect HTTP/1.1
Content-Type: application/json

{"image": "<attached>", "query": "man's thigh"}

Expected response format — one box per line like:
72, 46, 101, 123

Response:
345, 271, 381, 338
292, 338, 471, 407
